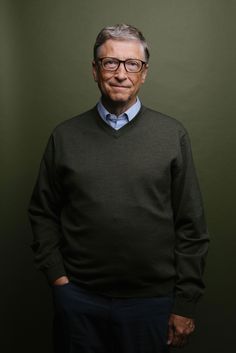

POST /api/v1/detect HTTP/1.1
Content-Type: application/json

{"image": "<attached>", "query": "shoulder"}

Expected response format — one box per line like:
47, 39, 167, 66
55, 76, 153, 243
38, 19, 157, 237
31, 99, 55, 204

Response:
141, 106, 188, 137
51, 107, 98, 137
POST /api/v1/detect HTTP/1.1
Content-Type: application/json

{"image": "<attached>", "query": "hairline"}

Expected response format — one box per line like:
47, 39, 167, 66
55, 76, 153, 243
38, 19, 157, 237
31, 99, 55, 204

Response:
95, 38, 147, 62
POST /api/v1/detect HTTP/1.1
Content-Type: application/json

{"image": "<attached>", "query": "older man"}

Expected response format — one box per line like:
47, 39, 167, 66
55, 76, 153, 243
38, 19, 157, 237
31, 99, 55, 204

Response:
28, 24, 209, 353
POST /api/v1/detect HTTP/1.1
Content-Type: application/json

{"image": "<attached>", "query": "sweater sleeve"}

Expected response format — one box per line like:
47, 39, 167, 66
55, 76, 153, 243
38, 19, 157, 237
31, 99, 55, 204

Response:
28, 134, 67, 284
171, 130, 209, 318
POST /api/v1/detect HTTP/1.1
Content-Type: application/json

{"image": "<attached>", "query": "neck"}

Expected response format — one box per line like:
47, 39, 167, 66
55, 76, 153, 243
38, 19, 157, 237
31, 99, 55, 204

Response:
101, 97, 137, 116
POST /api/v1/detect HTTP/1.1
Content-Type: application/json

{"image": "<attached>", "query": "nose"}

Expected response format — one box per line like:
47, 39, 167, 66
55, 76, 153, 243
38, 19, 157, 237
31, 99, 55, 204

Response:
114, 62, 127, 80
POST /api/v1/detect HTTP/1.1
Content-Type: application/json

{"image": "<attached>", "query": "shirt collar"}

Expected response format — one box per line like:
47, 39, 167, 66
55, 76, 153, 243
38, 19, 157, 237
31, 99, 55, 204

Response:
97, 97, 141, 122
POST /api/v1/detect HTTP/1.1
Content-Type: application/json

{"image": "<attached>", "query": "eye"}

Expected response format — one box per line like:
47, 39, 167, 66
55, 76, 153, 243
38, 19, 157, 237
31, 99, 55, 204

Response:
125, 59, 142, 72
102, 58, 118, 69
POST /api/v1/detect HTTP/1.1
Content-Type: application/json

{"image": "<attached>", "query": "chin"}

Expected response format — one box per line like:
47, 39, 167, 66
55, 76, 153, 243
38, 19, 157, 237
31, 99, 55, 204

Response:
110, 94, 131, 103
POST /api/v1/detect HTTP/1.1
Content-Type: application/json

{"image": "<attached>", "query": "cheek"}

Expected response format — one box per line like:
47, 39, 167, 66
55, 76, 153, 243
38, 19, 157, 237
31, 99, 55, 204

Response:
99, 73, 113, 86
131, 77, 143, 89
129, 73, 145, 87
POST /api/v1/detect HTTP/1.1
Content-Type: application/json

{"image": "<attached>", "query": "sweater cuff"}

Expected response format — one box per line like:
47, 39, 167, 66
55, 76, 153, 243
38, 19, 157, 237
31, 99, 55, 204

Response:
43, 262, 67, 284
172, 296, 197, 318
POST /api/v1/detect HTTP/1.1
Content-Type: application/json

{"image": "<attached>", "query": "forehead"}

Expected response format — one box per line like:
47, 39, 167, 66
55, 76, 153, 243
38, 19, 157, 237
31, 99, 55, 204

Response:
97, 39, 145, 60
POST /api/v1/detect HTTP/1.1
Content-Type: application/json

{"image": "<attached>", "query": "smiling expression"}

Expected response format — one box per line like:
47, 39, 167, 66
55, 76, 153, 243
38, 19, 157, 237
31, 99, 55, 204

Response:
92, 39, 148, 114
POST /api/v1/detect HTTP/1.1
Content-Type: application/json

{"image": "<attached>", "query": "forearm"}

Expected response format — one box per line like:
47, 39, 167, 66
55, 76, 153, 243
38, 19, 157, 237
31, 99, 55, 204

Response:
29, 208, 67, 283
171, 132, 209, 316
28, 134, 66, 283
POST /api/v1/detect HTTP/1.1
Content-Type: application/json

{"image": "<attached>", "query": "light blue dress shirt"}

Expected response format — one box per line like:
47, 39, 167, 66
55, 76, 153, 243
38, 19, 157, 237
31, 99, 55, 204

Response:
97, 98, 141, 130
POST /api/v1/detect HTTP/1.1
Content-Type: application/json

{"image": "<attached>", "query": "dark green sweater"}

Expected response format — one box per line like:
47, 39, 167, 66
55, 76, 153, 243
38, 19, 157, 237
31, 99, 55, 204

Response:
28, 106, 209, 317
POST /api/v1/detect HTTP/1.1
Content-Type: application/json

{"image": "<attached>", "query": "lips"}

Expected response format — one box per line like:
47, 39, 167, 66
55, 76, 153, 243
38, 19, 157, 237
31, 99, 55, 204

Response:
110, 85, 130, 89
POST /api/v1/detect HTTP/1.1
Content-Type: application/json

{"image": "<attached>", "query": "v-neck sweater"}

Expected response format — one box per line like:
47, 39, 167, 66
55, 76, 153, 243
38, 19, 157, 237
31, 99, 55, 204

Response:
28, 106, 209, 317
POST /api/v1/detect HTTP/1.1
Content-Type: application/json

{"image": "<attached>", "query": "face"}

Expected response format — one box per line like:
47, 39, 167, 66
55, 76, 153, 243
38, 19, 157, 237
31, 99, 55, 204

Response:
92, 39, 148, 112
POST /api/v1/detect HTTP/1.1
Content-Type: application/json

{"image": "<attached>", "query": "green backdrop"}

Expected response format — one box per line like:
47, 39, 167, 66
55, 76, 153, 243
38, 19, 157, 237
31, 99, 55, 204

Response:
1, 0, 235, 352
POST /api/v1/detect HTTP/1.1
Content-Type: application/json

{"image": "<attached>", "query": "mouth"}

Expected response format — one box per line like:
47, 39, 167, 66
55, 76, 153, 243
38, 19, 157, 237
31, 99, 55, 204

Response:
110, 85, 130, 89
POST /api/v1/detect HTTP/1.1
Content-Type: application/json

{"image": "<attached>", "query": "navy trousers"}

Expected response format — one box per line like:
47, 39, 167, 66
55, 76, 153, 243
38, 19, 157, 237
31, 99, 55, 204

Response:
53, 282, 173, 353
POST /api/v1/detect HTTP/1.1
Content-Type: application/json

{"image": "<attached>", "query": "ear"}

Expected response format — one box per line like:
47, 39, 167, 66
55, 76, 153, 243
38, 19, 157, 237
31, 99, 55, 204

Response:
92, 60, 98, 82
141, 64, 148, 84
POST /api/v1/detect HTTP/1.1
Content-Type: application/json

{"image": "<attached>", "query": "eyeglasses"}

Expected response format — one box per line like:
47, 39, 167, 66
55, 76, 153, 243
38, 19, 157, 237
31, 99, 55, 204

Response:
96, 57, 147, 73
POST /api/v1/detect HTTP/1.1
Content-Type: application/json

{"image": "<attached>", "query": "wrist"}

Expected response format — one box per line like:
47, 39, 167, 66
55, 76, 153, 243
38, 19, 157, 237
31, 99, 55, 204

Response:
52, 276, 69, 286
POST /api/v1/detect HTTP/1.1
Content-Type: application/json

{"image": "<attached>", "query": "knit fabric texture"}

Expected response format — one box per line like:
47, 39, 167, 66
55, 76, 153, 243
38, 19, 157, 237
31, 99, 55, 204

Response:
28, 106, 209, 317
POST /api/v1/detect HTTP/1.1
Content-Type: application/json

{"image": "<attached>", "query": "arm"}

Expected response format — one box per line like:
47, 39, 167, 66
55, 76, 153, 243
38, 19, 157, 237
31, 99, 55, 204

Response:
169, 130, 209, 345
28, 134, 67, 284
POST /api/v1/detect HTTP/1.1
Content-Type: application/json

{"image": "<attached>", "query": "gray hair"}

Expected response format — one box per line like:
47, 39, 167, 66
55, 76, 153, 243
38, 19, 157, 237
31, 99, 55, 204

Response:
93, 24, 150, 62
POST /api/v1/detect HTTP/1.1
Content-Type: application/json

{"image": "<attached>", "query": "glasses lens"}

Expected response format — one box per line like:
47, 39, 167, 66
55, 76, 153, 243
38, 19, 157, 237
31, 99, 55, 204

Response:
99, 58, 144, 72
125, 59, 143, 72
102, 58, 119, 71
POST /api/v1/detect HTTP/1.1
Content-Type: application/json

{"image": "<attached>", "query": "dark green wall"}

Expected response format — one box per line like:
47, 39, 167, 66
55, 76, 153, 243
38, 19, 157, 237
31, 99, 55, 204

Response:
1, 1, 235, 352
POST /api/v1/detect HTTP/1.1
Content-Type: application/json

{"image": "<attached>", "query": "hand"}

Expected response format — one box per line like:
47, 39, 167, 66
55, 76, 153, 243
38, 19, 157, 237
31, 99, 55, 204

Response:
52, 276, 69, 286
167, 314, 195, 348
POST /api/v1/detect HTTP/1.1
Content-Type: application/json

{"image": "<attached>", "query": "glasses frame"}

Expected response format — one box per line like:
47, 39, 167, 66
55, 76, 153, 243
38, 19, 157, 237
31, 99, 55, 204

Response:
96, 57, 147, 73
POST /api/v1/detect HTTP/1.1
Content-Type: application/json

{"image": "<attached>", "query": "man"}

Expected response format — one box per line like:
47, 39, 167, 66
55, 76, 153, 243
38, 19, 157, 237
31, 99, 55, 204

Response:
28, 24, 209, 353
